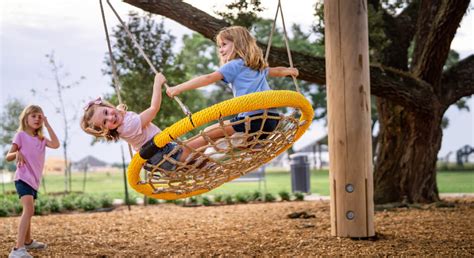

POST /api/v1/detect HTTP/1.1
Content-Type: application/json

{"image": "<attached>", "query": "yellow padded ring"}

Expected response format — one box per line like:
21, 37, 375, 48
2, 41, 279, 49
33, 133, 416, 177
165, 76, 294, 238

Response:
127, 90, 314, 199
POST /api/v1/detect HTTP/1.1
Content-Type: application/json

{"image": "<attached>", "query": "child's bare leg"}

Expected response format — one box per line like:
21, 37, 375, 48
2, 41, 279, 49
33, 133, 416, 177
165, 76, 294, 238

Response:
16, 195, 34, 248
180, 120, 235, 161
25, 217, 32, 244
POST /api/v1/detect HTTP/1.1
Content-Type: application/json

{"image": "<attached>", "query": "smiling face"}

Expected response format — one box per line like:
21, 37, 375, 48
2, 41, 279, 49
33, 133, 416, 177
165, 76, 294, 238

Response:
217, 38, 234, 63
89, 106, 124, 130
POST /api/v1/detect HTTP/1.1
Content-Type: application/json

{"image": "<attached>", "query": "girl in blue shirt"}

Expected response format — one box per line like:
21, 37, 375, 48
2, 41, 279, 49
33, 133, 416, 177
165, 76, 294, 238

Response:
167, 26, 298, 158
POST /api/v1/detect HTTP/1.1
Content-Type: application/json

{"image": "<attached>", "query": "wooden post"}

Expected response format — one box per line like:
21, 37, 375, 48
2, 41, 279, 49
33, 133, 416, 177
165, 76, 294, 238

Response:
324, 0, 374, 237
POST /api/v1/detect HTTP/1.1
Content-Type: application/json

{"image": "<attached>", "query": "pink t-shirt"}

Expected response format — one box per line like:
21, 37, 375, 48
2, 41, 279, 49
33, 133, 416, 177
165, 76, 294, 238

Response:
13, 131, 47, 190
117, 111, 161, 151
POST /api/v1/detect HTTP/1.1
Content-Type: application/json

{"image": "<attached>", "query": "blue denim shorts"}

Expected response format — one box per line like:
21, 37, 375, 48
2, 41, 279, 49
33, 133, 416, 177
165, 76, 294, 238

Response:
15, 180, 37, 199
230, 112, 280, 139
142, 142, 183, 172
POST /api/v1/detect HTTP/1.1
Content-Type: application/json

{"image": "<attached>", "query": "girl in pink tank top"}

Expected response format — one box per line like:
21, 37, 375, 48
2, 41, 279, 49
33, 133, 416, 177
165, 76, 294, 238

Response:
6, 105, 60, 257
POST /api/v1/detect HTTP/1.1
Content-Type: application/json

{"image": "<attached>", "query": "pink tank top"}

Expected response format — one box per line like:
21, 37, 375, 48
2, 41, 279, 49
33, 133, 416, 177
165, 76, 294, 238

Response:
13, 131, 47, 190
117, 111, 161, 151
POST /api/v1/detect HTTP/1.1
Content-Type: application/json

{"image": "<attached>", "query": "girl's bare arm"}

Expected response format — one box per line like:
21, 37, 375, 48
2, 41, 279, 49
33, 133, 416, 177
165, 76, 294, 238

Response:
140, 73, 166, 127
5, 144, 19, 162
166, 71, 223, 98
44, 116, 60, 149
268, 67, 299, 77
6, 143, 26, 167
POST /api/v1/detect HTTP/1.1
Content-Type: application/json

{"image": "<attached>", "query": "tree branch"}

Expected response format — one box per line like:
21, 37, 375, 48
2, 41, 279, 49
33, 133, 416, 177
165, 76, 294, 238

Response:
395, 1, 419, 38
377, 1, 419, 69
370, 65, 437, 113
122, 0, 328, 83
124, 0, 229, 39
441, 55, 474, 108
124, 0, 437, 113
411, 0, 470, 91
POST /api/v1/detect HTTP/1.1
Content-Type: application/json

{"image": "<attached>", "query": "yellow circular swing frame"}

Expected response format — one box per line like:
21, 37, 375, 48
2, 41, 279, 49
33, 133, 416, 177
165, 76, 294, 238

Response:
127, 90, 314, 200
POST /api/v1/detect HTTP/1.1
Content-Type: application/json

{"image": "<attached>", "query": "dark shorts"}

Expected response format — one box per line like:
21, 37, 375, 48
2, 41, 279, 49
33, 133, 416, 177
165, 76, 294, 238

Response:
140, 141, 183, 172
230, 112, 280, 139
15, 180, 38, 199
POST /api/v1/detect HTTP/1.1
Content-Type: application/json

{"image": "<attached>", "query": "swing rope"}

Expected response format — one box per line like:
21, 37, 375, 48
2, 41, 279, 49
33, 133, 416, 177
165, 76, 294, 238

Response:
264, 0, 301, 93
99, 0, 135, 158
102, 0, 192, 119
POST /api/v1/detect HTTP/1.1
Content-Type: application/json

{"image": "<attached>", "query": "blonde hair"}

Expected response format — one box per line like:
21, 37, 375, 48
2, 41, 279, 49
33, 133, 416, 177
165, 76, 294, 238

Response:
18, 105, 45, 139
80, 98, 126, 142
216, 26, 268, 71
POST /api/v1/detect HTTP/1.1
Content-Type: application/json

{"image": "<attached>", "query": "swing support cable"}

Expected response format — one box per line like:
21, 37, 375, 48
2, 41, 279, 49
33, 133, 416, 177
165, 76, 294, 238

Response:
99, 0, 193, 121
264, 0, 301, 93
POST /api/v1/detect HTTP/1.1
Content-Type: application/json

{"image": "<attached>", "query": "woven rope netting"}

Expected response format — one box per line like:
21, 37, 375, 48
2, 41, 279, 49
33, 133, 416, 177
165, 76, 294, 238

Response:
141, 109, 301, 196
128, 90, 313, 200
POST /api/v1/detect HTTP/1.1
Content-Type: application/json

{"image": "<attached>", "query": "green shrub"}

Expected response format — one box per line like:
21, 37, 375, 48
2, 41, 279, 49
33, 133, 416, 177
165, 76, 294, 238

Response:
79, 196, 100, 211
34, 198, 51, 215
235, 193, 248, 203
0, 200, 12, 217
146, 197, 159, 205
278, 191, 291, 201
13, 202, 22, 215
173, 199, 184, 205
224, 195, 234, 205
125, 197, 137, 205
294, 192, 305, 201
61, 194, 78, 210
0, 206, 8, 217
100, 195, 114, 208
188, 196, 199, 205
249, 191, 262, 202
47, 197, 62, 213
264, 193, 276, 202
201, 196, 213, 206
2, 197, 23, 216
214, 195, 224, 203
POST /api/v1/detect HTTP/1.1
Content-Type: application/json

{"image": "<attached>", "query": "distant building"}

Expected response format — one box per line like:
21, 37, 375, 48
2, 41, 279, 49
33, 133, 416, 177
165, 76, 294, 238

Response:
44, 157, 69, 174
267, 135, 329, 169
72, 155, 109, 172
295, 135, 329, 169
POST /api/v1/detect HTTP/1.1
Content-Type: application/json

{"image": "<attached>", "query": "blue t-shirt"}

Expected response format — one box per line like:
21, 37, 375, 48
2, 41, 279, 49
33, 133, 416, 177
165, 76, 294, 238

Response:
218, 58, 271, 117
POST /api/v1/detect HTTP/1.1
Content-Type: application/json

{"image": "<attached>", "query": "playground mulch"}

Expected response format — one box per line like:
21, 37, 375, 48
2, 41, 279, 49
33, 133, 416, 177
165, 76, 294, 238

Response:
1, 197, 473, 256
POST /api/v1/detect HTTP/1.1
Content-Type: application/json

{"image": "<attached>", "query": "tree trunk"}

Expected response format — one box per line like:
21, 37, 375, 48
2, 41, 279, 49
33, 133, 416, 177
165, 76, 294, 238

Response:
374, 99, 443, 203
63, 141, 69, 193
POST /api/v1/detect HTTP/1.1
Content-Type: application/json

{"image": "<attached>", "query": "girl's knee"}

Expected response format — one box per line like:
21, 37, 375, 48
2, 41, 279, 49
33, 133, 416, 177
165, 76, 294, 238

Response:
203, 125, 215, 133
22, 207, 35, 217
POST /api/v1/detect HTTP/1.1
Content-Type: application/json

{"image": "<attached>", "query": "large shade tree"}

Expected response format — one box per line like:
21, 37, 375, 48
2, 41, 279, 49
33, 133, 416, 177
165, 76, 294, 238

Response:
124, 0, 473, 203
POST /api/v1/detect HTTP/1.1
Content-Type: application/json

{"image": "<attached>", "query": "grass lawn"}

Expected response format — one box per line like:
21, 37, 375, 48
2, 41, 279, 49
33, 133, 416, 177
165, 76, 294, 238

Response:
1, 169, 472, 199
436, 171, 474, 193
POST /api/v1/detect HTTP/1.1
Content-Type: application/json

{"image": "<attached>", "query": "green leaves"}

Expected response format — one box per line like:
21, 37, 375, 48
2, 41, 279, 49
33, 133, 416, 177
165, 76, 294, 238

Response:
0, 98, 25, 150
104, 12, 206, 129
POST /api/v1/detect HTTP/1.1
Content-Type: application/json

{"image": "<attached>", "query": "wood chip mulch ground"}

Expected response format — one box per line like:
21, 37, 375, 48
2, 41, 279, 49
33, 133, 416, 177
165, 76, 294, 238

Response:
1, 197, 473, 256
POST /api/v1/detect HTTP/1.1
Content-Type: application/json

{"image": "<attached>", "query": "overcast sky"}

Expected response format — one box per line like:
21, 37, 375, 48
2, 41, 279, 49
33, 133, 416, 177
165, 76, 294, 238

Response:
1, 0, 473, 164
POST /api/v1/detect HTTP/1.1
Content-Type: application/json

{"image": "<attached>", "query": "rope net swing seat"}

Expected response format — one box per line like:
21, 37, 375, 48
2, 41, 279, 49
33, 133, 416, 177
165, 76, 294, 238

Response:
100, 0, 314, 200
